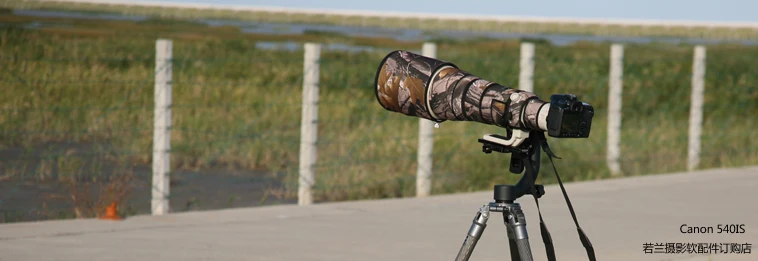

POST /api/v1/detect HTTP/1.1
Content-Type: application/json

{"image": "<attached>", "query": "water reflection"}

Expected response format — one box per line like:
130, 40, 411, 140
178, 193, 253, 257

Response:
14, 9, 148, 21
255, 41, 403, 53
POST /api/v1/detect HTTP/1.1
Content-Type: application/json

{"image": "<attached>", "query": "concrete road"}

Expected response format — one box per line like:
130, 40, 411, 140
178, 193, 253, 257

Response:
1, 166, 757, 261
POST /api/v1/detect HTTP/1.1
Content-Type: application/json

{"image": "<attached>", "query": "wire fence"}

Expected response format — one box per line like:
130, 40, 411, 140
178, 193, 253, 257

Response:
1, 28, 757, 223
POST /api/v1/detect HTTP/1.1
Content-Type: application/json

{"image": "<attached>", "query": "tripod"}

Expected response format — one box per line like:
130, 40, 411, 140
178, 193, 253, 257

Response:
455, 133, 545, 261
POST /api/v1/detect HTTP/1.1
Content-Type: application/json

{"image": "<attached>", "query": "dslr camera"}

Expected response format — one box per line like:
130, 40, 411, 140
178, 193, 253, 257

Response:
546, 94, 594, 138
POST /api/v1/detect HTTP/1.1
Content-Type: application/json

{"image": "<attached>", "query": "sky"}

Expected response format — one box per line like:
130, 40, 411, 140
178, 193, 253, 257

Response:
129, 0, 758, 22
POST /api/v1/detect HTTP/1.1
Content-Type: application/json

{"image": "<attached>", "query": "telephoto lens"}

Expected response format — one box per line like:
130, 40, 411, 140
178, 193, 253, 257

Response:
375, 50, 547, 131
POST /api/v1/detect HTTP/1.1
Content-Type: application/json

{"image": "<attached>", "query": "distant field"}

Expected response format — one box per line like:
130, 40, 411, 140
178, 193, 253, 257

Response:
1, 10, 757, 221
1, 0, 758, 41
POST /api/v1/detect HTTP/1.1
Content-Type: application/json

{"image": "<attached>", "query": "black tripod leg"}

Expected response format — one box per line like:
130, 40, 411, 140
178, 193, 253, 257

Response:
505, 208, 534, 261
455, 205, 490, 261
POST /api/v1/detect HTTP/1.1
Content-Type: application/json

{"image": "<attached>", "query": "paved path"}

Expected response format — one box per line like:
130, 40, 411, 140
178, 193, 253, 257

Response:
2, 166, 757, 261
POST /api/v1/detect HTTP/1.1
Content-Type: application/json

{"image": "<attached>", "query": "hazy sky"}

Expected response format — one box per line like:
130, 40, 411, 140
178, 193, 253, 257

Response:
129, 0, 758, 22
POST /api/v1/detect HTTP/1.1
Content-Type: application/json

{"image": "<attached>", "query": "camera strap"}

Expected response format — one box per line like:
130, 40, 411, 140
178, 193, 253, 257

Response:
527, 132, 596, 261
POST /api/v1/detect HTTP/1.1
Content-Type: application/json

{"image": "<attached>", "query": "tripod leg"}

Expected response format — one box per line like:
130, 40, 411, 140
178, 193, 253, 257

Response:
505, 208, 533, 261
455, 205, 490, 261
507, 222, 521, 261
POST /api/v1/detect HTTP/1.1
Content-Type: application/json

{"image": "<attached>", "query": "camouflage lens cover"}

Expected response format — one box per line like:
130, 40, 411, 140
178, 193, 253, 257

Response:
429, 67, 469, 120
522, 98, 546, 130
481, 84, 510, 125
462, 78, 495, 122
375, 50, 456, 121
374, 50, 547, 131
450, 75, 479, 120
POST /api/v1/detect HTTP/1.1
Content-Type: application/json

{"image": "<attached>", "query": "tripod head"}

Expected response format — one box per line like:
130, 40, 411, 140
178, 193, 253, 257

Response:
478, 131, 546, 200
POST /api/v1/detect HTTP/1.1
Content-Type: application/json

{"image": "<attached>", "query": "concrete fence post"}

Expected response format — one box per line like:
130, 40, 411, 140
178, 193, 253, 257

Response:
688, 46, 706, 172
519, 42, 535, 92
152, 39, 172, 215
298, 43, 320, 206
607, 44, 624, 176
416, 42, 437, 197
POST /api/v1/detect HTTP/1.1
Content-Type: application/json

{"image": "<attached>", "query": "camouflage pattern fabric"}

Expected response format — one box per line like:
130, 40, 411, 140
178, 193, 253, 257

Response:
507, 91, 543, 129
461, 78, 494, 122
375, 50, 455, 121
522, 98, 546, 130
481, 84, 510, 125
450, 75, 479, 120
375, 50, 546, 130
429, 67, 468, 120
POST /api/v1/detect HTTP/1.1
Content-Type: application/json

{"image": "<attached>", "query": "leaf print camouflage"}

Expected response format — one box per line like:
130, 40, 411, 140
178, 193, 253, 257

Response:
429, 66, 468, 120
375, 50, 455, 121
375, 50, 547, 130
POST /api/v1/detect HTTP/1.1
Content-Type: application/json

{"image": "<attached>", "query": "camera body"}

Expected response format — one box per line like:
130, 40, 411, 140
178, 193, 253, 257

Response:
546, 94, 594, 138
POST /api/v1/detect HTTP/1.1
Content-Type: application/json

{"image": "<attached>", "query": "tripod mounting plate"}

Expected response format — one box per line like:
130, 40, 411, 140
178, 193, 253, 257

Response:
479, 134, 530, 155
480, 130, 529, 150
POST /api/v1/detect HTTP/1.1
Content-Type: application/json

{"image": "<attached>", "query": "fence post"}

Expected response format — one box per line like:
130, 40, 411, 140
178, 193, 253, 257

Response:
607, 44, 623, 176
416, 42, 436, 197
152, 39, 172, 215
519, 42, 535, 92
688, 46, 706, 172
298, 43, 320, 206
